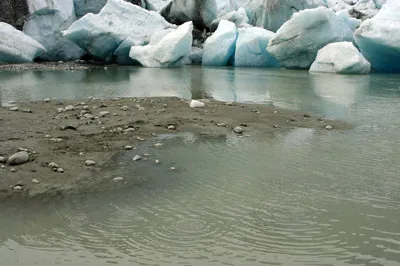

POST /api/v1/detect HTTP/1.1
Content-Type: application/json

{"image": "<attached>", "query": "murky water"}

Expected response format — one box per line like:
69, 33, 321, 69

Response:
1, 67, 400, 265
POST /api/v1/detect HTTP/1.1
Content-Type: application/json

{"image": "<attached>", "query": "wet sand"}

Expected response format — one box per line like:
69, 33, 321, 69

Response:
0, 97, 352, 202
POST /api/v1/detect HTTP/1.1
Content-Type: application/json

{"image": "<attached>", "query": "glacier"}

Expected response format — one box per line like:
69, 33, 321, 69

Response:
354, 0, 400, 72
309, 42, 371, 74
234, 27, 279, 68
202, 20, 237, 66
145, 0, 171, 11
160, 0, 218, 29
23, 9, 84, 61
64, 0, 174, 62
73, 0, 107, 18
267, 7, 354, 69
129, 21, 193, 67
0, 22, 46, 63
211, 7, 250, 31
245, 0, 326, 32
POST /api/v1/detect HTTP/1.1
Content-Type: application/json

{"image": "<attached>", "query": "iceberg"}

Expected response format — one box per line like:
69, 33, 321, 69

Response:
0, 22, 46, 63
202, 20, 237, 66
23, 9, 84, 61
336, 10, 361, 32
64, 0, 174, 62
160, 0, 218, 29
211, 7, 250, 31
145, 0, 171, 11
354, 0, 400, 72
129, 21, 193, 67
309, 42, 370, 74
234, 27, 279, 67
28, 0, 75, 22
245, 0, 326, 32
73, 0, 107, 18
267, 7, 353, 69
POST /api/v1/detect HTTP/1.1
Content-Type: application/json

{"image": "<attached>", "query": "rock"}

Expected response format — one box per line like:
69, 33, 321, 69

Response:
0, 22, 46, 63
22, 5, 84, 61
310, 42, 371, 74
9, 107, 19, 111
167, 125, 176, 130
246, 0, 325, 32
79, 152, 85, 156
129, 21, 193, 67
0, 0, 30, 30
31, 179, 40, 184
169, 166, 176, 171
124, 145, 133, 150
64, 0, 175, 62
234, 26, 279, 68
113, 176, 124, 182
85, 160, 96, 166
133, 155, 142, 161
273, 125, 278, 128
0, 156, 6, 163
10, 168, 17, 173
189, 100, 205, 108
22, 109, 32, 113
120, 105, 128, 111
354, 0, 400, 72
124, 128, 135, 133
154, 142, 163, 147
155, 159, 160, 164
160, 0, 217, 29
44, 98, 51, 102
233, 126, 243, 133
98, 111, 110, 117
188, 47, 203, 64
57, 167, 65, 173
48, 162, 59, 169
13, 185, 22, 190
7, 151, 29, 166
57, 107, 65, 113
202, 20, 237, 66
64, 105, 74, 111
326, 125, 333, 130
216, 123, 226, 127
267, 7, 353, 69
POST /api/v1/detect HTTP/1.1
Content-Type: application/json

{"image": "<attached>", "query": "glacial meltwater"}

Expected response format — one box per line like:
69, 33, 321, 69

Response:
1, 66, 400, 265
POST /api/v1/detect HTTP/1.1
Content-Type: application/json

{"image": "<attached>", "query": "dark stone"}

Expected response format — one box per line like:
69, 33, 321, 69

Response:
0, 0, 29, 30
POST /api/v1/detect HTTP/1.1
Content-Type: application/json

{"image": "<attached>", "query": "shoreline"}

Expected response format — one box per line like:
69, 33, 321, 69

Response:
0, 97, 352, 203
0, 61, 111, 72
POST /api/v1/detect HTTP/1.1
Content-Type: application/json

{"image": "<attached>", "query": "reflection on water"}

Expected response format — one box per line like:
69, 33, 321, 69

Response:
1, 67, 400, 265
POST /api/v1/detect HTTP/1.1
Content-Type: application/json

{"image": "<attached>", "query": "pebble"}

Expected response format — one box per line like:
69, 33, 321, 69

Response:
124, 128, 135, 133
325, 125, 333, 130
273, 125, 279, 128
136, 136, 145, 141
48, 162, 59, 169
79, 152, 85, 156
216, 123, 226, 127
44, 98, 51, 102
100, 102, 107, 108
155, 159, 160, 164
45, 134, 51, 138
133, 155, 142, 161
0, 156, 6, 163
169, 166, 176, 171
31, 179, 40, 184
82, 105, 89, 110
304, 113, 311, 118
233, 126, 243, 134
154, 143, 163, 148
13, 185, 22, 191
120, 106, 128, 111
50, 138, 63, 142
98, 111, 110, 117
85, 160, 96, 166
113, 113, 118, 116
124, 145, 133, 150
9, 107, 19, 111
7, 151, 29, 166
57, 107, 65, 113
273, 110, 278, 114
57, 168, 65, 173
225, 102, 233, 106
84, 113, 95, 120
10, 168, 17, 172
143, 153, 150, 157
113, 177, 124, 182
64, 105, 75, 111
189, 100, 205, 108
168, 125, 176, 130
22, 109, 32, 113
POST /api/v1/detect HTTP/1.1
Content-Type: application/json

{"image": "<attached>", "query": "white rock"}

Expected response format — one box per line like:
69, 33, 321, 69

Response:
64, 105, 75, 111
57, 167, 65, 173
202, 20, 237, 66
13, 185, 22, 191
155, 159, 160, 164
129, 21, 193, 67
0, 22, 46, 63
32, 179, 40, 184
310, 42, 370, 74
124, 128, 135, 133
48, 162, 59, 169
326, 125, 333, 130
124, 145, 133, 150
189, 100, 205, 108
354, 0, 400, 72
9, 107, 19, 111
120, 105, 128, 111
154, 143, 163, 147
133, 155, 142, 161
233, 126, 243, 133
0, 156, 6, 163
64, 0, 175, 62
85, 160, 96, 166
98, 111, 110, 117
167, 125, 176, 130
234, 27, 279, 68
7, 151, 29, 166
113, 176, 124, 182
267, 7, 354, 69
